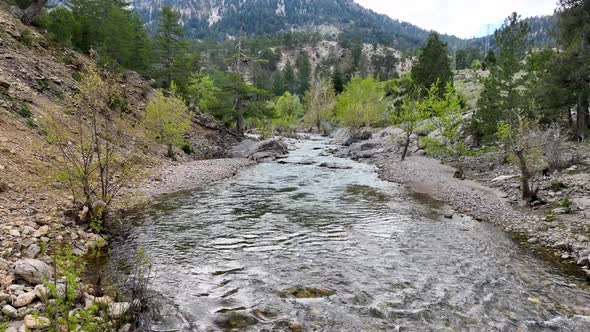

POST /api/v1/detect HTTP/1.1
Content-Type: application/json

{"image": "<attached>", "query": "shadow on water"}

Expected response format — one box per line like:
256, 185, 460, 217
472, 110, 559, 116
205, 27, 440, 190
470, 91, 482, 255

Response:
102, 136, 590, 332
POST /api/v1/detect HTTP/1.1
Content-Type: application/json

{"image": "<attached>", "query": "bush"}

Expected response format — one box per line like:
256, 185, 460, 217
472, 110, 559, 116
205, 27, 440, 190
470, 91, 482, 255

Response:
336, 76, 386, 129
559, 197, 573, 213
18, 104, 32, 118
20, 28, 33, 47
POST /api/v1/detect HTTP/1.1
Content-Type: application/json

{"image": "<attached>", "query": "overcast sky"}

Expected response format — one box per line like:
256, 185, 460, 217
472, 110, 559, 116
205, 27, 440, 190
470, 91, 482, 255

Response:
354, 0, 557, 38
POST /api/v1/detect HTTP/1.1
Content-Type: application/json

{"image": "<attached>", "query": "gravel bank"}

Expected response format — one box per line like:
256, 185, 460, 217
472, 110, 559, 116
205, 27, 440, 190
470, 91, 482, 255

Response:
138, 158, 254, 199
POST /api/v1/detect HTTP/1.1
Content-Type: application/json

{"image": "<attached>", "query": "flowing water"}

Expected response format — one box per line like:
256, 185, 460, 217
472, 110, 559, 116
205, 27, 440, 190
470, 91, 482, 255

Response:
111, 137, 590, 331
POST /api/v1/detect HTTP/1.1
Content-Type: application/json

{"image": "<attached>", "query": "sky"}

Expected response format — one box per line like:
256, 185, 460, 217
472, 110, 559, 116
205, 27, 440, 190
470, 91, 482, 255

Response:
354, 0, 557, 38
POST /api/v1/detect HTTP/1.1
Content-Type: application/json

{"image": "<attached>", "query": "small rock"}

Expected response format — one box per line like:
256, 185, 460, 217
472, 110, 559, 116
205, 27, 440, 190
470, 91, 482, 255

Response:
24, 244, 40, 258
34, 284, 48, 301
118, 323, 132, 332
552, 208, 568, 215
14, 291, 36, 307
108, 302, 130, 319
527, 238, 539, 244
3, 304, 18, 318
0, 257, 11, 270
24, 314, 50, 329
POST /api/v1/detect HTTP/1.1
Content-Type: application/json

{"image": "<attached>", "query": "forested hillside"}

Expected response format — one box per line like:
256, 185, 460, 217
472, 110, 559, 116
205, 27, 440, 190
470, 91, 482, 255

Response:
132, 0, 465, 50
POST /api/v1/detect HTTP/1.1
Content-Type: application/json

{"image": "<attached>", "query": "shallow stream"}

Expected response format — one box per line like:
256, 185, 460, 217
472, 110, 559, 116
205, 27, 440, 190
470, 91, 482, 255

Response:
110, 137, 590, 331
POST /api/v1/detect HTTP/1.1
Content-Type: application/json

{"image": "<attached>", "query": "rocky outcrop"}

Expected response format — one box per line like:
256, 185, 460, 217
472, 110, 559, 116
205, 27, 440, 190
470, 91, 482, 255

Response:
231, 139, 289, 161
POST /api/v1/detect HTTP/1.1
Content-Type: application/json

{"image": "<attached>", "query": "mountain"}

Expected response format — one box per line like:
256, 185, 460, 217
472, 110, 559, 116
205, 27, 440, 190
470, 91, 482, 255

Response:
464, 15, 557, 50
132, 0, 465, 50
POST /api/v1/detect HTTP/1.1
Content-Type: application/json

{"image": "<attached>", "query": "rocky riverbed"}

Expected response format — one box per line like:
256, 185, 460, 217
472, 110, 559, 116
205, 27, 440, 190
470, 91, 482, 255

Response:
331, 127, 590, 279
0, 154, 260, 331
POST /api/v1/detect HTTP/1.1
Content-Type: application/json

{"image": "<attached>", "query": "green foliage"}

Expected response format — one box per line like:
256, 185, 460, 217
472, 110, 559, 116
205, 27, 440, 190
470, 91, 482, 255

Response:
304, 78, 337, 132
201, 71, 272, 132
45, 1, 154, 73
46, 7, 77, 46
390, 89, 429, 160
142, 90, 192, 158
456, 47, 483, 70
421, 83, 465, 157
273, 92, 304, 135
43, 67, 137, 219
20, 28, 34, 47
559, 196, 573, 213
45, 246, 104, 331
336, 76, 386, 129
18, 104, 32, 118
411, 32, 453, 95
188, 73, 220, 113
475, 13, 529, 139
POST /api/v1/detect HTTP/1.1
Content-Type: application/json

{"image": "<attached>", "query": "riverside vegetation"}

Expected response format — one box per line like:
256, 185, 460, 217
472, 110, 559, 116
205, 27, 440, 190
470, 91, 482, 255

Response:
0, 0, 590, 330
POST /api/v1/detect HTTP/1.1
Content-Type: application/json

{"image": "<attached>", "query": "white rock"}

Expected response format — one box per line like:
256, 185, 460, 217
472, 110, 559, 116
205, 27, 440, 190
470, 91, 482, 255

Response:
13, 291, 36, 307
14, 259, 53, 284
492, 175, 519, 182
2, 304, 18, 318
34, 284, 48, 301
108, 302, 130, 319
24, 314, 50, 329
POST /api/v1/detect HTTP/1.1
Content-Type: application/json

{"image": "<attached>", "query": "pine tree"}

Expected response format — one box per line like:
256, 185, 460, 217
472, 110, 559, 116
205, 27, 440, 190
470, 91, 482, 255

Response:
157, 6, 185, 89
411, 32, 453, 95
295, 53, 311, 95
476, 13, 529, 138
552, 0, 590, 140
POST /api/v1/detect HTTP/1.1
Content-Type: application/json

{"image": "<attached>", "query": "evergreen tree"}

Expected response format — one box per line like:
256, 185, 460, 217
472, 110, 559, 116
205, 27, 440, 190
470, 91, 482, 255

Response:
157, 6, 186, 89
295, 53, 311, 95
475, 13, 529, 138
551, 0, 590, 140
411, 32, 453, 96
282, 62, 298, 94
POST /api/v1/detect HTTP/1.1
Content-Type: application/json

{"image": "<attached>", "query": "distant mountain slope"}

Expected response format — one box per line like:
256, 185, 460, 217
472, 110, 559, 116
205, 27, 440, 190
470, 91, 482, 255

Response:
464, 15, 557, 50
132, 0, 465, 50
132, 1, 556, 51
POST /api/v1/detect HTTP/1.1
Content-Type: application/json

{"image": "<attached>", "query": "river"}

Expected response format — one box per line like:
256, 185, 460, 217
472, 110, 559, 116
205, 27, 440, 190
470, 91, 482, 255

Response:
110, 137, 590, 331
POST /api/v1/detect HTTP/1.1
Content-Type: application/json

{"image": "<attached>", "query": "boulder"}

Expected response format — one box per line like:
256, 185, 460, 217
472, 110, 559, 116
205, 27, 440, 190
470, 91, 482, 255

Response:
24, 315, 50, 329
14, 259, 52, 284
230, 139, 288, 161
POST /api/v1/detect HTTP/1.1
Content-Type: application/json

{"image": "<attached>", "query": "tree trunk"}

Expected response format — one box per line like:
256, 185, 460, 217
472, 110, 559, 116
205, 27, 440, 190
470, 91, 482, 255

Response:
167, 143, 175, 160
515, 149, 534, 202
20, 0, 48, 25
236, 111, 245, 135
575, 91, 589, 141
401, 135, 410, 161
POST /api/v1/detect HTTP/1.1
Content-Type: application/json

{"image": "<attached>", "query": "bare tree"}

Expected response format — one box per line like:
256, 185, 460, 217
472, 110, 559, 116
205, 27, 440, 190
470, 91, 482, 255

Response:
44, 67, 139, 223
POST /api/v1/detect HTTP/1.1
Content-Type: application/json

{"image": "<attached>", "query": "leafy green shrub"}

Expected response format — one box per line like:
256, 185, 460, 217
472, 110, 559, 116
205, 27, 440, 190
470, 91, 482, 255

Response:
182, 143, 194, 155
559, 197, 573, 213
18, 104, 32, 118
20, 29, 33, 47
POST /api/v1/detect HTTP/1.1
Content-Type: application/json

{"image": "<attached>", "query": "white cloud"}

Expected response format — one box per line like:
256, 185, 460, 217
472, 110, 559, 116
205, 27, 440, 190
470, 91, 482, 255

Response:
354, 0, 556, 38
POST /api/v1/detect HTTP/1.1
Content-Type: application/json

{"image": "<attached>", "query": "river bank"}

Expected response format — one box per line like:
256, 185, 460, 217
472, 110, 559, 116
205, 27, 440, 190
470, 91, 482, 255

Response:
331, 128, 590, 279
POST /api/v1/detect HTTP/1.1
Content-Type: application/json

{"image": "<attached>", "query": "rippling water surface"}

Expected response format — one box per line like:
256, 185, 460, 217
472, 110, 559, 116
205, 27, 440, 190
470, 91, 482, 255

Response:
111, 137, 590, 331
